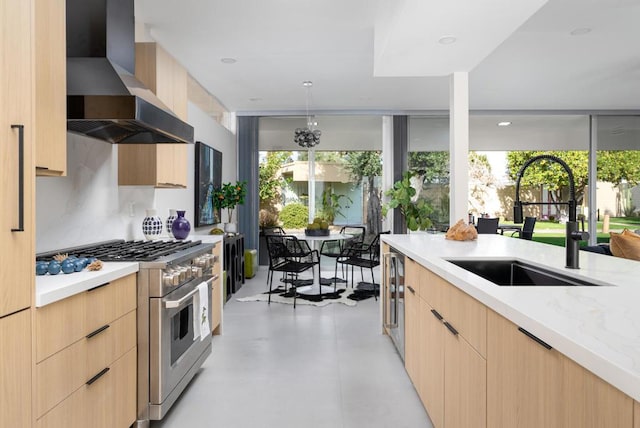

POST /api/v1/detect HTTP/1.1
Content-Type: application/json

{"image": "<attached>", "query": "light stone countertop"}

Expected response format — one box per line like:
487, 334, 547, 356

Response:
35, 262, 139, 307
381, 233, 640, 402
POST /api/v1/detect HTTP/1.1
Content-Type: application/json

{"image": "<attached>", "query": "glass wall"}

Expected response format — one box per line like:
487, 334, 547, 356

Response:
258, 116, 383, 237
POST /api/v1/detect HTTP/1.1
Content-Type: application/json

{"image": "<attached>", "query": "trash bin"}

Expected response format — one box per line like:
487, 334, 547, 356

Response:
244, 249, 258, 278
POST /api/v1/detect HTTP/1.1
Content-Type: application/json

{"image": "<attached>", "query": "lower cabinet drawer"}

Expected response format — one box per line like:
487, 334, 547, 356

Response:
35, 310, 136, 418
36, 347, 137, 428
36, 273, 136, 362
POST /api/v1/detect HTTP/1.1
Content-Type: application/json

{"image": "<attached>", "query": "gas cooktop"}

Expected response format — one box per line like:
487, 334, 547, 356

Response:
36, 239, 203, 262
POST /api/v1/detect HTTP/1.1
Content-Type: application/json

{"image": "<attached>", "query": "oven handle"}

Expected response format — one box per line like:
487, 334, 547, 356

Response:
165, 276, 213, 309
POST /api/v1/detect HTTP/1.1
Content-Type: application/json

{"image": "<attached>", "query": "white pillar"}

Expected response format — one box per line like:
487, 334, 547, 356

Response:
449, 72, 469, 224
308, 148, 316, 222
382, 116, 394, 232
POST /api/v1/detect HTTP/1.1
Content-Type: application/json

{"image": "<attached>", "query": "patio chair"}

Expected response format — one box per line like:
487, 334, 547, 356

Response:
512, 216, 536, 240
265, 235, 320, 308
476, 217, 499, 234
320, 225, 366, 282
335, 231, 390, 300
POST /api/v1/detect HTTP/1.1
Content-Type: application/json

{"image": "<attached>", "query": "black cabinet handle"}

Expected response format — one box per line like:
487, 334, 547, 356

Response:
407, 285, 415, 294
87, 282, 110, 292
518, 327, 552, 350
86, 324, 110, 339
443, 321, 459, 336
10, 125, 24, 232
86, 367, 110, 385
431, 309, 443, 321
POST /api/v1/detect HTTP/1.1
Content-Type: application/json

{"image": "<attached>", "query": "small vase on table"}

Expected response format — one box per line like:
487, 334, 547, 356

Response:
142, 209, 163, 240
166, 209, 177, 239
171, 210, 191, 240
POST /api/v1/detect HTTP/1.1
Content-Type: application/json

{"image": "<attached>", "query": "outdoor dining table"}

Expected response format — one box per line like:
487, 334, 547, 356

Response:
292, 233, 350, 295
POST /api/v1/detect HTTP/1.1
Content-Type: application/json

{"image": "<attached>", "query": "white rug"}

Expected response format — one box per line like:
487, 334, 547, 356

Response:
237, 288, 358, 307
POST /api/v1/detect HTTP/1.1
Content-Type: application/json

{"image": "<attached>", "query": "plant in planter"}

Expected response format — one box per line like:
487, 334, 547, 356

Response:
212, 181, 247, 233
318, 189, 352, 224
382, 171, 433, 231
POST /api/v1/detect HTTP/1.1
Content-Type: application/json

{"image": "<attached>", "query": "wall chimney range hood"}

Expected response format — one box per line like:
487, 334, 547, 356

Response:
66, 0, 194, 144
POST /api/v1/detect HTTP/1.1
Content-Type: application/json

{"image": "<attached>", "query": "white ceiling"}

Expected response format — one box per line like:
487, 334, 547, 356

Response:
135, 0, 640, 114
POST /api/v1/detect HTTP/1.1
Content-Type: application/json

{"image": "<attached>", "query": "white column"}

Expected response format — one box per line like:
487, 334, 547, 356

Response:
382, 116, 394, 232
588, 116, 598, 245
449, 72, 469, 224
308, 148, 316, 222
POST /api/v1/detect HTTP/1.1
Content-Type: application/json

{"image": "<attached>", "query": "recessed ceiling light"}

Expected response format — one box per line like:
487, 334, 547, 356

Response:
438, 36, 457, 45
302, 81, 313, 87
570, 28, 592, 36
220, 57, 237, 64
497, 121, 512, 127
248, 97, 262, 102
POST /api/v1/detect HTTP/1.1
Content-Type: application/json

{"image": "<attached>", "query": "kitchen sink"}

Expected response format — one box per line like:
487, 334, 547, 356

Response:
446, 259, 602, 287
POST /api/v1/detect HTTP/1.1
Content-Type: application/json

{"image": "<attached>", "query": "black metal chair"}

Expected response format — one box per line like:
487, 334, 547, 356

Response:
320, 225, 366, 282
262, 226, 286, 286
476, 217, 499, 234
335, 231, 390, 300
512, 216, 536, 240
265, 235, 320, 308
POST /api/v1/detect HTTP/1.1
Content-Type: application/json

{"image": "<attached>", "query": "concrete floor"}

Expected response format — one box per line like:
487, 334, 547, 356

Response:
153, 266, 432, 428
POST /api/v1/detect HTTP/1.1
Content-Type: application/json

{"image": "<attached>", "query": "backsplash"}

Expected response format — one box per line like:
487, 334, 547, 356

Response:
36, 103, 236, 253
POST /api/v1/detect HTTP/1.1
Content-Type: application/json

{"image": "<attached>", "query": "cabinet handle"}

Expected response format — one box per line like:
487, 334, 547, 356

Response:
518, 327, 553, 350
86, 367, 110, 385
431, 309, 443, 321
443, 321, 459, 336
87, 282, 110, 292
86, 324, 110, 339
10, 124, 24, 232
407, 285, 415, 294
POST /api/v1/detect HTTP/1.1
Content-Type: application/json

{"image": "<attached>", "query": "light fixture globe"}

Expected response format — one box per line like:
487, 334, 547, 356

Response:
294, 81, 321, 148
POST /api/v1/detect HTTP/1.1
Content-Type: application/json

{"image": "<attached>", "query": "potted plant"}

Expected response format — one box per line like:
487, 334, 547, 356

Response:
212, 181, 247, 233
382, 171, 433, 231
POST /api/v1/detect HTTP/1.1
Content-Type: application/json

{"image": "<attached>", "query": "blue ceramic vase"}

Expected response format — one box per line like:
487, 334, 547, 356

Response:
171, 210, 191, 240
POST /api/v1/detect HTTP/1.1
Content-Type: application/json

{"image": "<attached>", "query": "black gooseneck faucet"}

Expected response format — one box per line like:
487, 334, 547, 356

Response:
513, 154, 589, 269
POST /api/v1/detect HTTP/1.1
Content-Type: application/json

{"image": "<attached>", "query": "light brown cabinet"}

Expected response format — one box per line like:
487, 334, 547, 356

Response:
34, 0, 66, 176
403, 258, 420, 384
0, 0, 34, 318
118, 43, 188, 188
34, 275, 137, 427
635, 401, 640, 428
211, 241, 223, 334
487, 310, 633, 428
405, 263, 487, 428
0, 309, 32, 428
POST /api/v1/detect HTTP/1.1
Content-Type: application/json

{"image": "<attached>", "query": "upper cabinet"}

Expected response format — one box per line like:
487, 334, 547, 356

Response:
0, 0, 35, 317
34, 0, 66, 176
118, 43, 188, 188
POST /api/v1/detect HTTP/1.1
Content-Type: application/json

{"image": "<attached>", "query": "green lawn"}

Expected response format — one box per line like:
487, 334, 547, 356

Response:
502, 217, 640, 248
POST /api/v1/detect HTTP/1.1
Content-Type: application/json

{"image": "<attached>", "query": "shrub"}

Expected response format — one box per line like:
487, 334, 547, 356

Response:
259, 209, 279, 228
279, 203, 309, 228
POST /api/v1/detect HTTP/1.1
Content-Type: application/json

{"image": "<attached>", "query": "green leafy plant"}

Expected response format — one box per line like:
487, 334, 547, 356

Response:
212, 181, 247, 223
279, 203, 309, 228
382, 171, 433, 231
318, 189, 352, 224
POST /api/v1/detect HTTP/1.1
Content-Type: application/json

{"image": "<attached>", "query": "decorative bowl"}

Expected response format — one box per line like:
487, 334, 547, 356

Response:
305, 229, 330, 236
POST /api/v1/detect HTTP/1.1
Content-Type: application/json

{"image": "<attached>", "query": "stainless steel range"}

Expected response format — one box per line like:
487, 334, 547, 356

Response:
37, 239, 219, 426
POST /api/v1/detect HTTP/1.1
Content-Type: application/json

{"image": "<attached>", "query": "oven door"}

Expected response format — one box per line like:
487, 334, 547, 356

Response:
149, 275, 213, 408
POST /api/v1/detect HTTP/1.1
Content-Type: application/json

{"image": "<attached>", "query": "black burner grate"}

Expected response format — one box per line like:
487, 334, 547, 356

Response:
37, 240, 202, 262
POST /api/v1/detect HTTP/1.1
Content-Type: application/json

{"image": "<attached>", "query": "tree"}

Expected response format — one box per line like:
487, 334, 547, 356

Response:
344, 151, 382, 236
468, 152, 498, 215
408, 151, 450, 184
507, 151, 589, 215
595, 150, 640, 216
507, 150, 640, 216
259, 151, 291, 211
